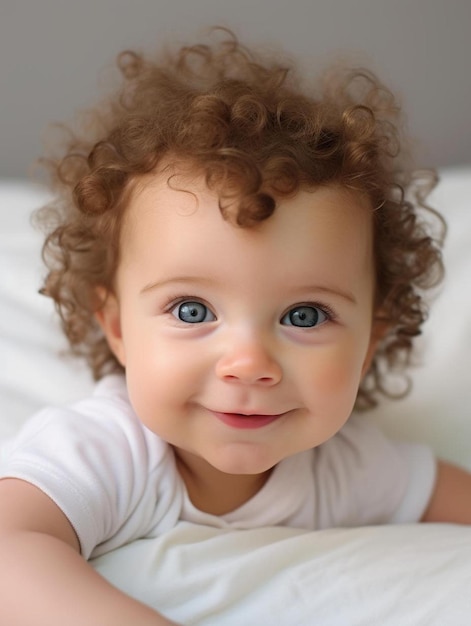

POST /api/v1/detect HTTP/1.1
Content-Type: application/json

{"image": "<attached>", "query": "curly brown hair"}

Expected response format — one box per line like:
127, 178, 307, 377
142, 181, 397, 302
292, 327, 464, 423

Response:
36, 28, 445, 409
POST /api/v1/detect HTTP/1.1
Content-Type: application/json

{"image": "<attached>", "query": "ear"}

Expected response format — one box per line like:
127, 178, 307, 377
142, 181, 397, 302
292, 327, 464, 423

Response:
94, 287, 126, 367
361, 317, 389, 378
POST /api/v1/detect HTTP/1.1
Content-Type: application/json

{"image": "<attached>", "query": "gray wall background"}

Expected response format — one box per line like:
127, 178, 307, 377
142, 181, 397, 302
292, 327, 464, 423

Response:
1, 0, 470, 179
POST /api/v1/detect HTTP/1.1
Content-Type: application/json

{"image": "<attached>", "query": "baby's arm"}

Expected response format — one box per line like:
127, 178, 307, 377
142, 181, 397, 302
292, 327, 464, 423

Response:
0, 479, 179, 626
422, 460, 471, 523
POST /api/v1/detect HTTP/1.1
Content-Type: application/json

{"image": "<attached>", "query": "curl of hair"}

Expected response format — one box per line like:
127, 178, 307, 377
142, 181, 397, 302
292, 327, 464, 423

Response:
36, 28, 445, 409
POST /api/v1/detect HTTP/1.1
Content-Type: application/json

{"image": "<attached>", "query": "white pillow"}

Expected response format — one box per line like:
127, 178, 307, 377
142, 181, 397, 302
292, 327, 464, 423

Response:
0, 181, 93, 440
2, 170, 471, 625
1, 168, 471, 463
370, 167, 471, 468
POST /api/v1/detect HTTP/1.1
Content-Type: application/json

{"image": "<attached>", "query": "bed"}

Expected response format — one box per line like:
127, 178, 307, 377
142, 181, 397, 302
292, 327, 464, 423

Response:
1, 168, 471, 624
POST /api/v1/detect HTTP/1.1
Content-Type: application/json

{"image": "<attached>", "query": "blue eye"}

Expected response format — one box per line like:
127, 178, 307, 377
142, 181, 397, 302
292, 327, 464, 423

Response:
281, 305, 328, 328
172, 301, 216, 323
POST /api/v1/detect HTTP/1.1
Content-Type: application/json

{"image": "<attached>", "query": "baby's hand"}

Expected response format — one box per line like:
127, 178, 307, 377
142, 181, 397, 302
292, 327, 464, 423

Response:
0, 478, 181, 626
422, 460, 471, 524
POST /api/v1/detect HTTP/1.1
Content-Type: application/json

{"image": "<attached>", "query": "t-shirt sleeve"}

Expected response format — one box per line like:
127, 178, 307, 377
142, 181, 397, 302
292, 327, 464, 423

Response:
0, 378, 181, 559
388, 441, 437, 523
313, 415, 437, 528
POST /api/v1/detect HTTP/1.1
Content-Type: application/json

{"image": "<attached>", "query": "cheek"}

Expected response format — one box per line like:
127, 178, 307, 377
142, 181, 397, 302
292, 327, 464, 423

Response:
298, 340, 367, 404
123, 330, 205, 422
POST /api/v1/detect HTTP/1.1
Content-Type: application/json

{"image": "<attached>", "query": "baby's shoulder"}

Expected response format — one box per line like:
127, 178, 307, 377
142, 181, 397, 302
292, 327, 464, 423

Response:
5, 374, 169, 466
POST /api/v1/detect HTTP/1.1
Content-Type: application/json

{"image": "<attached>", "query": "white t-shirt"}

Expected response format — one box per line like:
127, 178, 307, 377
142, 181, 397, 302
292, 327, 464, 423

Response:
0, 375, 436, 560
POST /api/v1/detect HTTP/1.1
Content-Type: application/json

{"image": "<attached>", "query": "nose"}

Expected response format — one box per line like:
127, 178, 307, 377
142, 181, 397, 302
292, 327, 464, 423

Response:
215, 335, 282, 386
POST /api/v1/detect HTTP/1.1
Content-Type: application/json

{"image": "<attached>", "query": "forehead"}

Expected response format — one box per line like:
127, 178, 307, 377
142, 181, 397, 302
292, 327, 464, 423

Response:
119, 170, 374, 286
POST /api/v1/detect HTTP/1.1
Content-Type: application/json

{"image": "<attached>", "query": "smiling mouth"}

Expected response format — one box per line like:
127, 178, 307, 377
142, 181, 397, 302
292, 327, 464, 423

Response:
211, 411, 285, 430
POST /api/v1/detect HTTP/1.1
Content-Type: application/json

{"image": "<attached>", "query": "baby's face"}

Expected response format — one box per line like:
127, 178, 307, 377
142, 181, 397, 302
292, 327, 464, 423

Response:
99, 169, 376, 478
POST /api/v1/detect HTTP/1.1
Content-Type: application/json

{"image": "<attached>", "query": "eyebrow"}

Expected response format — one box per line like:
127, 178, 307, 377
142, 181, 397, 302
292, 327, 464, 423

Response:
293, 285, 357, 305
140, 276, 216, 295
140, 276, 357, 304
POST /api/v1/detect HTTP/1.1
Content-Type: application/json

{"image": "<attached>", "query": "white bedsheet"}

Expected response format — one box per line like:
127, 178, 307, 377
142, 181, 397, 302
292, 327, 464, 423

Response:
1, 167, 471, 624
93, 522, 471, 625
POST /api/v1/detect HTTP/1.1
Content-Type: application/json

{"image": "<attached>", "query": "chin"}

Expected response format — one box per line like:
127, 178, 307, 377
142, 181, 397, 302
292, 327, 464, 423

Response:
209, 449, 280, 476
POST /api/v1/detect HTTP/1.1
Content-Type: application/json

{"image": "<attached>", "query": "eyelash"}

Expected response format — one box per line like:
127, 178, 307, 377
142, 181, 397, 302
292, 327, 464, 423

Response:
300, 302, 337, 321
162, 294, 213, 314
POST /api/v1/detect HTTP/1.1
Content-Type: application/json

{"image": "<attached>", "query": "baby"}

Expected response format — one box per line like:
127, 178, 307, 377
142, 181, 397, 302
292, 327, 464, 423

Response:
1, 28, 470, 626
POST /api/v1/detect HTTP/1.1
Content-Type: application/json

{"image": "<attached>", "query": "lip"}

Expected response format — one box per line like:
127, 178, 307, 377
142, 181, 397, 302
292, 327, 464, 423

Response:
211, 411, 284, 430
